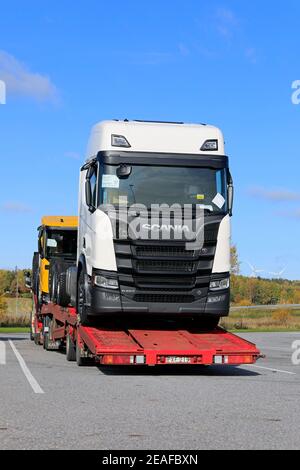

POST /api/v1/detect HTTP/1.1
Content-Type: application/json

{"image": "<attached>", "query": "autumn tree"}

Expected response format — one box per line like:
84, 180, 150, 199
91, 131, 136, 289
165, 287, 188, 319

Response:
0, 270, 14, 295
230, 245, 240, 275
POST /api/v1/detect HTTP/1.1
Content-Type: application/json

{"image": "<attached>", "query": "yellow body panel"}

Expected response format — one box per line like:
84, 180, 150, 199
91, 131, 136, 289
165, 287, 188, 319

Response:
41, 216, 78, 228
40, 258, 50, 294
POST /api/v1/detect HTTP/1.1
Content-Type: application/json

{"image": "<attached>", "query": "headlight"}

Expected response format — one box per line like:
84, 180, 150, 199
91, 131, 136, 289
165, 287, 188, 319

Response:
94, 275, 119, 290
209, 278, 230, 291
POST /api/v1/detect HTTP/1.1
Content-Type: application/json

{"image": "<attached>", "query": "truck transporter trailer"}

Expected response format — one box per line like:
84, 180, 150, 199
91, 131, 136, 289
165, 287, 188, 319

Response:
31, 120, 261, 367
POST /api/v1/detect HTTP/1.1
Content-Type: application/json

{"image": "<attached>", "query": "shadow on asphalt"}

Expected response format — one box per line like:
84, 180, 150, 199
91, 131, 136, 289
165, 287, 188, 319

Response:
96, 365, 259, 377
0, 334, 260, 377
0, 336, 28, 342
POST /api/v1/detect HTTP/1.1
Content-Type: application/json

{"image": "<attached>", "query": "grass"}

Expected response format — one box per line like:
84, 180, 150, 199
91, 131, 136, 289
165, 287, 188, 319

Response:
0, 297, 31, 328
0, 327, 30, 333
5, 297, 32, 316
221, 308, 300, 332
1, 298, 300, 333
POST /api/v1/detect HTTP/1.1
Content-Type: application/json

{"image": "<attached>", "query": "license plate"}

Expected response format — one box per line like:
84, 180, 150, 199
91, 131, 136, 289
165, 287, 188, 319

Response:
166, 356, 191, 364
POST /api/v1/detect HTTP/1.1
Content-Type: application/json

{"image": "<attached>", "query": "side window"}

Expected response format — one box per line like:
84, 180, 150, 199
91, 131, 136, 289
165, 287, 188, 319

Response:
38, 228, 45, 257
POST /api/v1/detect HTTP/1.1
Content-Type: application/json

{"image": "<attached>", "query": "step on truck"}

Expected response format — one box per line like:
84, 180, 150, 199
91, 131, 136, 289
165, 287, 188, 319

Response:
31, 120, 261, 367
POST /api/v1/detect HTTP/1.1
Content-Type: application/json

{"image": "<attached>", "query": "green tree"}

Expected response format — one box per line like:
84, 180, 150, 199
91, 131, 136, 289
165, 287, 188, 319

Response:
10, 269, 31, 296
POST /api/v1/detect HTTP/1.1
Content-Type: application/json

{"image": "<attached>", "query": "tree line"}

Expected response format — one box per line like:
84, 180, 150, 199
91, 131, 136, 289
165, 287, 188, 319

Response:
0, 249, 299, 309
230, 245, 300, 305
0, 269, 31, 297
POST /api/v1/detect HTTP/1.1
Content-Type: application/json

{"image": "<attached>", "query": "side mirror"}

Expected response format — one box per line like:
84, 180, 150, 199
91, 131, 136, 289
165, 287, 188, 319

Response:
117, 164, 132, 179
227, 170, 234, 217
25, 272, 32, 289
228, 183, 234, 217
85, 179, 96, 213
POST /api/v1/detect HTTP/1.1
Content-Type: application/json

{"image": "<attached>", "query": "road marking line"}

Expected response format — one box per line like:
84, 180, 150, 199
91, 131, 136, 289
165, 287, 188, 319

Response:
0, 341, 5, 365
247, 364, 296, 375
261, 347, 291, 352
9, 340, 44, 394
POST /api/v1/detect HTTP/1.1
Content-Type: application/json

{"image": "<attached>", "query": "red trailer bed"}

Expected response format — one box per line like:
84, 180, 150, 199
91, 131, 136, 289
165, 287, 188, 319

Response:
78, 325, 260, 366
37, 303, 261, 367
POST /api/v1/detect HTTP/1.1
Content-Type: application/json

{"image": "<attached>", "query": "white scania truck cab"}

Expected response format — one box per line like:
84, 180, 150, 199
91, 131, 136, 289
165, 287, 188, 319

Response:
74, 120, 233, 326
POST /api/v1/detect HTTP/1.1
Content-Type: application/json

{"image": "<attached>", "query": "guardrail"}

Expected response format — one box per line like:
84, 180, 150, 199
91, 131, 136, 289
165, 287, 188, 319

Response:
230, 304, 300, 311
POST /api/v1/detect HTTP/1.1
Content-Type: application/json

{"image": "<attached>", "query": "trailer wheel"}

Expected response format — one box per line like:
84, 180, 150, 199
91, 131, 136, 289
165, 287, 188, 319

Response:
30, 311, 34, 341
77, 270, 90, 326
44, 332, 49, 350
43, 316, 51, 350
76, 340, 87, 366
66, 333, 76, 362
34, 333, 40, 345
76, 339, 94, 366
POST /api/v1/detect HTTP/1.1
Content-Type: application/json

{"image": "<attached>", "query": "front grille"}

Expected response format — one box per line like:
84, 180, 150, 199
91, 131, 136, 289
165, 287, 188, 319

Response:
133, 275, 198, 291
114, 220, 220, 302
134, 275, 197, 289
134, 294, 194, 303
205, 227, 219, 243
134, 259, 197, 273
135, 245, 196, 258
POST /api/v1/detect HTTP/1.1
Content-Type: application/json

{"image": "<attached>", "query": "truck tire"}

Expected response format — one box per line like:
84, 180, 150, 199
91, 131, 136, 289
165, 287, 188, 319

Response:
32, 252, 39, 295
66, 333, 76, 361
57, 273, 70, 307
35, 275, 43, 310
50, 259, 76, 305
77, 270, 90, 326
50, 267, 58, 304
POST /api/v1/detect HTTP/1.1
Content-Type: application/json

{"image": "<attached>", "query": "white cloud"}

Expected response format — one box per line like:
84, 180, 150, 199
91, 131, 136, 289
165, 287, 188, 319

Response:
277, 209, 300, 219
248, 186, 300, 202
0, 50, 58, 102
216, 7, 239, 39
0, 201, 32, 213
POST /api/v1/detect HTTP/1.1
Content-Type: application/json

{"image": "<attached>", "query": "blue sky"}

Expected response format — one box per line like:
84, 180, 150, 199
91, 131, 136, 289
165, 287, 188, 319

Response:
0, 0, 300, 279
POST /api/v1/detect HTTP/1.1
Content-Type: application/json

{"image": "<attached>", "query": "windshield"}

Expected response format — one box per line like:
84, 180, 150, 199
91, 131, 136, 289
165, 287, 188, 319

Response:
46, 229, 77, 258
99, 165, 228, 213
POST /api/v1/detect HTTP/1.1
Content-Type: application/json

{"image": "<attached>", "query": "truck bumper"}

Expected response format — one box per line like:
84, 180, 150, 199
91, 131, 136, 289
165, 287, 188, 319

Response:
89, 286, 230, 318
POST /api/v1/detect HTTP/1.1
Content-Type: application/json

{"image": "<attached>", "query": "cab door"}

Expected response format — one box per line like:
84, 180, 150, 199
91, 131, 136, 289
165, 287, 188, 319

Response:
38, 227, 50, 294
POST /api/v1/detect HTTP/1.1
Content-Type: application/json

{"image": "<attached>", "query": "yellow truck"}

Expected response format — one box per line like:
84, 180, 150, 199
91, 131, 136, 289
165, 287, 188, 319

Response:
32, 216, 78, 306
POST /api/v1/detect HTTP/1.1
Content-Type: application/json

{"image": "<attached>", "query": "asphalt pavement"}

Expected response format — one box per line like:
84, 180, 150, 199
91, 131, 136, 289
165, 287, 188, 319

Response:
0, 332, 300, 450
